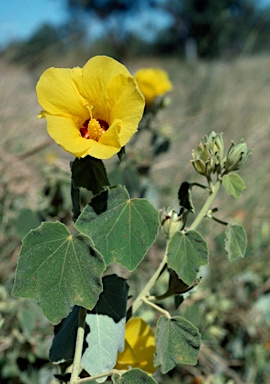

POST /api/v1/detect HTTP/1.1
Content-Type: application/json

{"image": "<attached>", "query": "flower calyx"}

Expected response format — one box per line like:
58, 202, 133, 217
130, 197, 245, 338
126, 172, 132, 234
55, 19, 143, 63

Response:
224, 139, 253, 173
191, 131, 225, 178
160, 208, 186, 240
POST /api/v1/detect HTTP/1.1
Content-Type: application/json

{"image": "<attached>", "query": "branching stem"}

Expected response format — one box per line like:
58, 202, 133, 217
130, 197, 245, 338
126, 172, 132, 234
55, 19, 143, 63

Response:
142, 296, 171, 318
75, 369, 121, 383
189, 180, 221, 231
130, 252, 168, 316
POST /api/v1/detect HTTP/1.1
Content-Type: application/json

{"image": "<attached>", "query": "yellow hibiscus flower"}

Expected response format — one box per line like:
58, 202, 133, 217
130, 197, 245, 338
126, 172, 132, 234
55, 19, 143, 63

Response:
134, 68, 173, 106
36, 56, 145, 159
115, 317, 156, 374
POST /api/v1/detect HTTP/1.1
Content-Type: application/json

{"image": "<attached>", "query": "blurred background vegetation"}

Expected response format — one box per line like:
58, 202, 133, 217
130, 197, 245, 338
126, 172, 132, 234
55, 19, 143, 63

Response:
0, 0, 270, 383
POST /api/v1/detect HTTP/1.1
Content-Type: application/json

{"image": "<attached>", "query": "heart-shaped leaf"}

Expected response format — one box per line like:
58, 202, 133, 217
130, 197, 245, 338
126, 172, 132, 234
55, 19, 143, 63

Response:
167, 230, 209, 286
154, 316, 201, 373
12, 221, 105, 324
75, 185, 160, 271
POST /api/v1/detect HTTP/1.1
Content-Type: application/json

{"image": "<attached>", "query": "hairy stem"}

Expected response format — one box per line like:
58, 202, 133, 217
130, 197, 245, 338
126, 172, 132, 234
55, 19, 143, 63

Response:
70, 307, 87, 384
141, 297, 171, 318
129, 252, 168, 316
189, 180, 221, 231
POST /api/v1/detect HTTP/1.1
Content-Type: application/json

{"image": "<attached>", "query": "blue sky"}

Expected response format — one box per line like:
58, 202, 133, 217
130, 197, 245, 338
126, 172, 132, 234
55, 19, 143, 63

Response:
1, 0, 270, 48
0, 0, 66, 47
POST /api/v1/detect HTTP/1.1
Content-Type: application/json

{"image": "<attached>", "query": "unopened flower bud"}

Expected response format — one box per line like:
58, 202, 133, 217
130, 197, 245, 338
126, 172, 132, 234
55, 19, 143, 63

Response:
160, 209, 185, 239
191, 142, 213, 177
224, 139, 253, 172
191, 132, 225, 177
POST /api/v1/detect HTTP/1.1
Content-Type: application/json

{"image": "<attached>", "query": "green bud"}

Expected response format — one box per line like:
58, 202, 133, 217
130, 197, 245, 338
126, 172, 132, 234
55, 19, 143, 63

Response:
191, 131, 224, 177
225, 139, 253, 172
160, 209, 185, 239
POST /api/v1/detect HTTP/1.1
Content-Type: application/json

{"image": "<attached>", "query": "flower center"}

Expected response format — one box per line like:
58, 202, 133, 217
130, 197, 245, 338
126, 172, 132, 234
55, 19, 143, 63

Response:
80, 118, 109, 141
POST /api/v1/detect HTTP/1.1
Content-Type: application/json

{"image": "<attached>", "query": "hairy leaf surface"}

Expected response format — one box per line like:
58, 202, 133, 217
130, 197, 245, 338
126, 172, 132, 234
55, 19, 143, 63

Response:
12, 221, 105, 324
154, 316, 201, 373
76, 185, 159, 271
167, 230, 209, 286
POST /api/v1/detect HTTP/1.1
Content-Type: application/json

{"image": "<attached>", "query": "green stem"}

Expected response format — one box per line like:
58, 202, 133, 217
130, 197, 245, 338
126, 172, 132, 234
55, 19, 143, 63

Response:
129, 252, 168, 316
189, 180, 221, 231
70, 307, 87, 384
141, 297, 171, 319
191, 182, 210, 191
209, 215, 228, 226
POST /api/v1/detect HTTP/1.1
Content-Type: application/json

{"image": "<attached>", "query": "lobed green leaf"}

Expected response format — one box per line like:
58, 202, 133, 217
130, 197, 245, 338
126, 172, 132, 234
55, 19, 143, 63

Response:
154, 316, 201, 373
12, 221, 105, 325
167, 230, 209, 286
75, 185, 160, 271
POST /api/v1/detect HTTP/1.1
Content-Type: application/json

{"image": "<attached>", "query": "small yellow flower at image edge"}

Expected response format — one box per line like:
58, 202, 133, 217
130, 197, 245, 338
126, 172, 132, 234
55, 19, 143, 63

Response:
36, 55, 145, 160
134, 67, 173, 106
115, 317, 156, 374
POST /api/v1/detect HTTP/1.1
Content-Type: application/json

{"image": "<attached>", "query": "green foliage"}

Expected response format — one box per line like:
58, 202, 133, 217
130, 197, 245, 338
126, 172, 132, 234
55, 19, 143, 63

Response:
12, 221, 105, 324
222, 173, 246, 198
50, 305, 80, 363
167, 230, 209, 286
81, 275, 129, 378
112, 369, 158, 383
178, 182, 195, 214
154, 316, 201, 372
71, 156, 110, 194
75, 185, 160, 271
225, 224, 247, 261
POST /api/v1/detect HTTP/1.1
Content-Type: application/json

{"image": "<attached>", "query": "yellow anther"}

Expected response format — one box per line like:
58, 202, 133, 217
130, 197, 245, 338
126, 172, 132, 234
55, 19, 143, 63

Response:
87, 118, 105, 141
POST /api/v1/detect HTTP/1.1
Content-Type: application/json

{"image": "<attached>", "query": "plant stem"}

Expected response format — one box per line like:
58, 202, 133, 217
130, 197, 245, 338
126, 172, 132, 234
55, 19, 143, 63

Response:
76, 369, 120, 383
130, 252, 168, 316
70, 307, 87, 384
189, 180, 221, 231
192, 182, 210, 191
141, 297, 171, 318
208, 215, 228, 226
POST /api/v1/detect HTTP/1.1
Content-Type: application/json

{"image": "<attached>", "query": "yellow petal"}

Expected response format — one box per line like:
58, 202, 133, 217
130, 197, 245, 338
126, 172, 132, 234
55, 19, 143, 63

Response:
45, 114, 94, 158
106, 74, 144, 146
37, 56, 145, 160
36, 66, 88, 120
78, 56, 132, 122
115, 317, 156, 374
115, 340, 137, 367
135, 68, 173, 105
